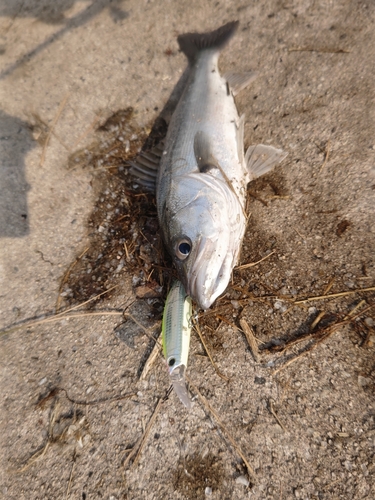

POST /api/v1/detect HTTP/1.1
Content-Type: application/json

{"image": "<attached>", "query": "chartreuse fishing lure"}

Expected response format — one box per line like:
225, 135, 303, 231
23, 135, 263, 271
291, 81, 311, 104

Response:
162, 280, 193, 409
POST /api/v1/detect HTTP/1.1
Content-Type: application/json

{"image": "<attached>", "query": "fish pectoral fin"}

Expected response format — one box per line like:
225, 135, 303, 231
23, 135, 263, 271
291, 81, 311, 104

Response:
245, 144, 288, 179
128, 140, 164, 191
224, 71, 257, 97
193, 131, 220, 173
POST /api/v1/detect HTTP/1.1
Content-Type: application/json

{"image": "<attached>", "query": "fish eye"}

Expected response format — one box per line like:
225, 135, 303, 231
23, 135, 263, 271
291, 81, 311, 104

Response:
168, 357, 176, 367
175, 238, 192, 260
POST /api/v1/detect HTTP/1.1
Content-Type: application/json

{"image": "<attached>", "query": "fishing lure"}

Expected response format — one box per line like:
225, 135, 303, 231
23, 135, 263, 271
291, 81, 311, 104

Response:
162, 280, 192, 409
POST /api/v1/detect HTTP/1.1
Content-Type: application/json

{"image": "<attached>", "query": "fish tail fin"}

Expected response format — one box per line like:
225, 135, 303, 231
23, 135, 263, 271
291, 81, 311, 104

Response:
177, 21, 239, 63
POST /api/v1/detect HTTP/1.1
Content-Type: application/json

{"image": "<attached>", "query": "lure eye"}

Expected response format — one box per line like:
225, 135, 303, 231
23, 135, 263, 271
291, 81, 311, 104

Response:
168, 358, 176, 367
175, 238, 192, 260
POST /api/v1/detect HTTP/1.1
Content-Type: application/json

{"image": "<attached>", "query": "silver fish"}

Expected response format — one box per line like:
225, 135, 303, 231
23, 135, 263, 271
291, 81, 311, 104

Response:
132, 22, 287, 309
162, 280, 192, 409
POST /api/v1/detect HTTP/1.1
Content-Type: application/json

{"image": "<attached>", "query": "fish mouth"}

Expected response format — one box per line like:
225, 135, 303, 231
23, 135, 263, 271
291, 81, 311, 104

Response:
184, 237, 234, 310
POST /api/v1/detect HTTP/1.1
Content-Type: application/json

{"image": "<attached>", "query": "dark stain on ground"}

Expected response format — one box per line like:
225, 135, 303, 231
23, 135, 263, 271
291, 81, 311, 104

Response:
248, 169, 289, 200
59, 107, 173, 312
336, 218, 351, 237
173, 453, 225, 500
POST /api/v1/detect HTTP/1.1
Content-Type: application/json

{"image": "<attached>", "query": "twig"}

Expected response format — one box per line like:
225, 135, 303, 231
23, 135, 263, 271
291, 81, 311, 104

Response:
323, 478, 342, 490
56, 387, 137, 406
31, 112, 70, 150
267, 195, 290, 200
273, 340, 320, 374
187, 377, 257, 482
124, 313, 162, 347
56, 247, 89, 311
17, 401, 60, 472
344, 299, 367, 320
40, 93, 69, 166
1, 309, 122, 337
124, 312, 152, 335
319, 140, 331, 172
310, 311, 326, 330
59, 285, 118, 315
123, 397, 164, 469
293, 226, 306, 242
273, 303, 375, 374
140, 335, 162, 380
239, 319, 260, 362
123, 241, 130, 260
192, 317, 230, 382
1, 285, 118, 335
268, 399, 287, 432
235, 251, 275, 271
17, 442, 51, 473
293, 286, 375, 305
65, 451, 76, 500
323, 277, 335, 295
247, 190, 268, 206
288, 47, 350, 53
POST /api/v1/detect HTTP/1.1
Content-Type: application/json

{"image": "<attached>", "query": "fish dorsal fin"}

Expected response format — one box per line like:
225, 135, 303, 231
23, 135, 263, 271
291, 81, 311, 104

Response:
245, 144, 288, 179
224, 71, 257, 97
128, 141, 164, 191
193, 131, 219, 173
178, 21, 239, 63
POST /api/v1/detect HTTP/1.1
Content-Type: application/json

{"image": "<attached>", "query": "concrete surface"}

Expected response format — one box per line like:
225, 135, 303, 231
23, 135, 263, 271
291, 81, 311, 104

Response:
1, 1, 374, 499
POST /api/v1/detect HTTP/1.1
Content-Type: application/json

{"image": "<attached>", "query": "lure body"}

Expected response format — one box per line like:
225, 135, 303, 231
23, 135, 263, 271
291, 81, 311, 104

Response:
162, 280, 192, 409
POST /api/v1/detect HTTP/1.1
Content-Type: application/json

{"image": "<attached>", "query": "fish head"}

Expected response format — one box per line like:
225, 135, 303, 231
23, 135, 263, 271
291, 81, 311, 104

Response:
165, 174, 245, 310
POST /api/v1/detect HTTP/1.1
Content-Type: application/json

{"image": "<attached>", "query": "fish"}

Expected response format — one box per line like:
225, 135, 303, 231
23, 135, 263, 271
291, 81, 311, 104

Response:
131, 21, 287, 309
162, 280, 192, 409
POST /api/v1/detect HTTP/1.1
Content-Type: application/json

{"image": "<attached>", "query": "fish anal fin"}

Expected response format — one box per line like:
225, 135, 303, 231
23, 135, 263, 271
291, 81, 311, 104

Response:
245, 144, 288, 179
193, 130, 219, 172
225, 71, 257, 97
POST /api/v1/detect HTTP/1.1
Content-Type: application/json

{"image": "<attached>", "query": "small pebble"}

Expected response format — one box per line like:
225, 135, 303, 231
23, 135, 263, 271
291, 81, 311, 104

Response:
235, 475, 249, 487
274, 300, 287, 313
205, 487, 212, 496
364, 317, 374, 327
358, 375, 371, 387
